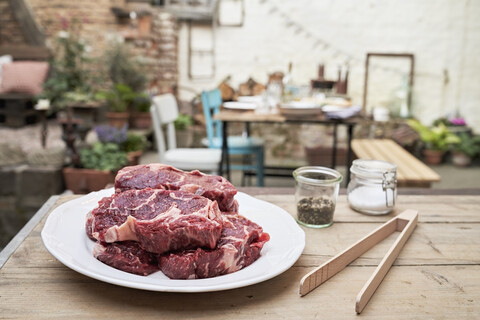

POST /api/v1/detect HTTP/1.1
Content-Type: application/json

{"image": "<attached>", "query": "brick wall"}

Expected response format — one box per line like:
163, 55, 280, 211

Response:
0, 0, 178, 94
0, 0, 27, 44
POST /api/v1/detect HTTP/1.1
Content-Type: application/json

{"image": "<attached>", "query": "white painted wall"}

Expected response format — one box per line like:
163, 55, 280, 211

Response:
177, 0, 480, 133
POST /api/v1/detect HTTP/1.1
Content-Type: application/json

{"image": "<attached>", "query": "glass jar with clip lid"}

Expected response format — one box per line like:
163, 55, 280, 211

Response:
347, 159, 397, 215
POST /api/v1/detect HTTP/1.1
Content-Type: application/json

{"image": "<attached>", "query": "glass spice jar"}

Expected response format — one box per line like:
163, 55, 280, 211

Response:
293, 166, 343, 228
347, 159, 397, 215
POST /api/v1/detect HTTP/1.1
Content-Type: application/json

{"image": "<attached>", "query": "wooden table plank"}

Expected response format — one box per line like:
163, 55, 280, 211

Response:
1, 265, 478, 319
0, 192, 479, 319
255, 194, 480, 223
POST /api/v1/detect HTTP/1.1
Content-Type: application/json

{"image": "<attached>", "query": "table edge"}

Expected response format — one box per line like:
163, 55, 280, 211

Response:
0, 195, 59, 269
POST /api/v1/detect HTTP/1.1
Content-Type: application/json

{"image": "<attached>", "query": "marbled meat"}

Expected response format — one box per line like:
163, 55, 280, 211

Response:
86, 189, 223, 254
159, 212, 270, 279
93, 241, 159, 276
114, 164, 238, 212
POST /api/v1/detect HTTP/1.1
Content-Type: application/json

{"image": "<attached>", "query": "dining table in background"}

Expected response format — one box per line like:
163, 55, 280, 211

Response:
213, 109, 361, 185
1, 188, 479, 319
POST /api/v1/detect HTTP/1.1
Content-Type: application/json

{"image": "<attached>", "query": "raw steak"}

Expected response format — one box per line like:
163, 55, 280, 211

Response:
93, 241, 159, 276
114, 164, 238, 212
86, 189, 223, 254
159, 212, 270, 279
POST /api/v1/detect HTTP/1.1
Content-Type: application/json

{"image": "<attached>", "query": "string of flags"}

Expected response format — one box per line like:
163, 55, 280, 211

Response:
258, 0, 439, 79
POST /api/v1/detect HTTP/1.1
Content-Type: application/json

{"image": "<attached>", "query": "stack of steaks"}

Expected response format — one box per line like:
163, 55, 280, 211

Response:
86, 164, 270, 279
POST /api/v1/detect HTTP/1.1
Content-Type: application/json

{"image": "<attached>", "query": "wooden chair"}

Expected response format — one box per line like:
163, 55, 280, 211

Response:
201, 89, 265, 186
150, 94, 221, 173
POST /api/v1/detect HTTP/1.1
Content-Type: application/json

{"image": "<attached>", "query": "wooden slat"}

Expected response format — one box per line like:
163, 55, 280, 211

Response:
0, 45, 50, 60
352, 139, 440, 185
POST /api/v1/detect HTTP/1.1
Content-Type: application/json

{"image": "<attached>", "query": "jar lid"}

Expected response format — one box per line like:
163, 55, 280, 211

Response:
350, 159, 397, 179
293, 166, 343, 186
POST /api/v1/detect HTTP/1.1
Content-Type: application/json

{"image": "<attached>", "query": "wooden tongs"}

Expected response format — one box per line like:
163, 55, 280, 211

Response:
299, 209, 418, 314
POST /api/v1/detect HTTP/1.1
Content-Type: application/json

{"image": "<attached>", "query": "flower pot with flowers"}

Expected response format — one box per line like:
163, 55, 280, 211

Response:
94, 124, 149, 166
407, 119, 460, 165
63, 142, 128, 194
450, 133, 480, 167
37, 16, 99, 168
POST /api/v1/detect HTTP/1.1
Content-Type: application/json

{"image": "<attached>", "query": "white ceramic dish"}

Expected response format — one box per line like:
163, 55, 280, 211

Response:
279, 101, 322, 116
237, 96, 263, 104
223, 101, 257, 110
41, 189, 305, 292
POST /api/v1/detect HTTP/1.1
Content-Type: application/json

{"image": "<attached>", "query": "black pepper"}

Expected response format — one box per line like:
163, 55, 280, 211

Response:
297, 196, 335, 226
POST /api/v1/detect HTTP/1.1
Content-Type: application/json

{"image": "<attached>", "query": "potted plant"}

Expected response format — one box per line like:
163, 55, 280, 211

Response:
95, 83, 147, 128
121, 132, 150, 165
407, 119, 460, 165
451, 133, 480, 167
37, 16, 99, 167
98, 42, 149, 128
174, 113, 194, 148
131, 96, 153, 129
63, 142, 128, 194
94, 124, 149, 165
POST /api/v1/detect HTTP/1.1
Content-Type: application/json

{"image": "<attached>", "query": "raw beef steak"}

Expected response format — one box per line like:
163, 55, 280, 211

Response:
93, 241, 159, 276
86, 189, 223, 254
159, 212, 270, 279
114, 164, 238, 212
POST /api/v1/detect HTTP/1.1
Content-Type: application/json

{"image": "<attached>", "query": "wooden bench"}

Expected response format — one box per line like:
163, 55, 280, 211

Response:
352, 139, 440, 188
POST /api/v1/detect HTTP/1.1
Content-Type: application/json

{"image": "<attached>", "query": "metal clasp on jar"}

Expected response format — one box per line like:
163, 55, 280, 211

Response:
382, 171, 397, 208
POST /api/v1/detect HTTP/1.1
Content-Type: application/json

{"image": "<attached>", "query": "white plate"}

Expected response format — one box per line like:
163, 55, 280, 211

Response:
237, 96, 263, 104
223, 101, 257, 110
279, 101, 322, 116
41, 189, 305, 292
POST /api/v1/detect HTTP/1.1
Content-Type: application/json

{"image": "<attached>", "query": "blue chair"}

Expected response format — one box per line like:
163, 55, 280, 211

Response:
201, 89, 265, 186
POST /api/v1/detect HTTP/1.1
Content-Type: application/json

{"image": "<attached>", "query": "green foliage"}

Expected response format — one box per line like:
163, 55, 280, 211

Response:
95, 83, 148, 113
174, 113, 193, 131
133, 96, 152, 113
452, 133, 480, 157
121, 132, 149, 152
39, 19, 96, 110
407, 119, 460, 151
104, 42, 147, 93
80, 142, 127, 171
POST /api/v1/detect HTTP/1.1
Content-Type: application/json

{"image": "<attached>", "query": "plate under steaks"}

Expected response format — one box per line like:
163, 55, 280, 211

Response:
42, 188, 305, 292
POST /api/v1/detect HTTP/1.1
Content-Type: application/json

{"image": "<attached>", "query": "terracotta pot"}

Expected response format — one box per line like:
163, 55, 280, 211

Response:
132, 112, 152, 129
452, 152, 472, 167
127, 150, 143, 166
63, 167, 115, 194
175, 130, 192, 148
422, 149, 445, 165
106, 112, 129, 129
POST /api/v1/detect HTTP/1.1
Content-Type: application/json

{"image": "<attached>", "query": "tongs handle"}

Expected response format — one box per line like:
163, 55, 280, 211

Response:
355, 209, 418, 313
299, 210, 418, 314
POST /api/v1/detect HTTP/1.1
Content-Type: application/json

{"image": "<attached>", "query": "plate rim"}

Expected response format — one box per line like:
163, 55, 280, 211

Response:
41, 189, 305, 292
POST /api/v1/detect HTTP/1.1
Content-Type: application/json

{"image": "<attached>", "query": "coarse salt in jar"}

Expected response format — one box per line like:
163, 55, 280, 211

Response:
347, 159, 397, 215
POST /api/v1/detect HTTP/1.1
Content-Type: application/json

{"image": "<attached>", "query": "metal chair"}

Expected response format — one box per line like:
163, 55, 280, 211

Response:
201, 89, 265, 186
150, 93, 221, 173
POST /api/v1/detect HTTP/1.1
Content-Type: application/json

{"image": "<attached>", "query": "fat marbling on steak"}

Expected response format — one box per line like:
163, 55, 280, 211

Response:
114, 164, 238, 212
86, 189, 223, 254
159, 212, 270, 279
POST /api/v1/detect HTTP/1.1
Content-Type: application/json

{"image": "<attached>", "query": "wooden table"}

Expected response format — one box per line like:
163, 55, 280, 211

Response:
214, 110, 361, 185
1, 188, 479, 319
